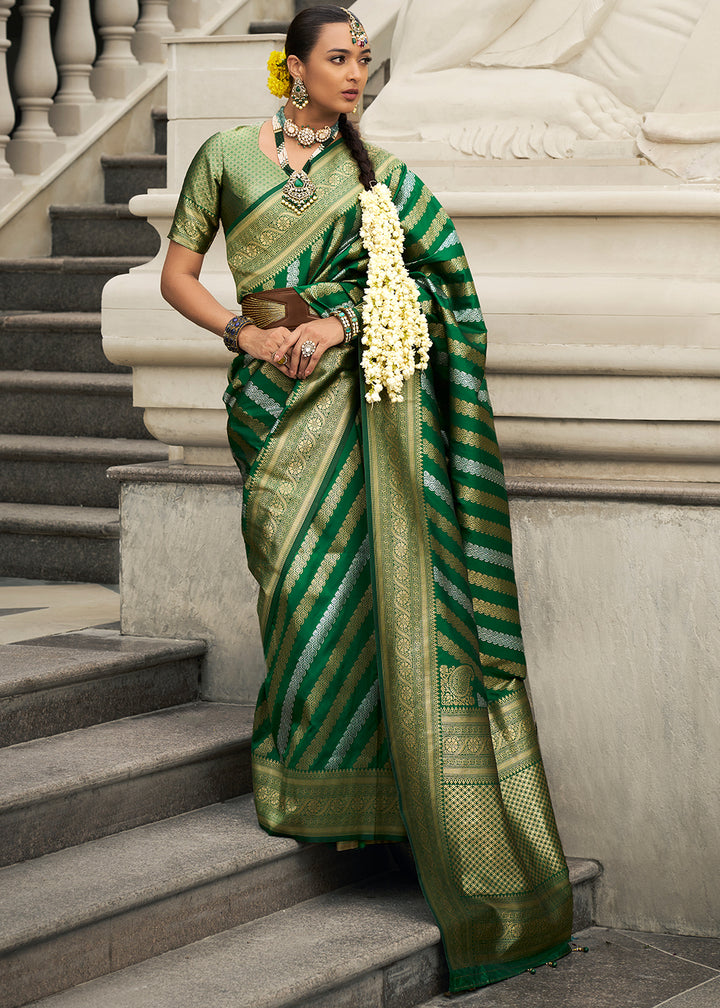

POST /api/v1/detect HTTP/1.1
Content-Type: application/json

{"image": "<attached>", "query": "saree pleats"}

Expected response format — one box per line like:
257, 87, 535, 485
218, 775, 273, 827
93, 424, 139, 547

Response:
196, 126, 574, 993
228, 347, 405, 842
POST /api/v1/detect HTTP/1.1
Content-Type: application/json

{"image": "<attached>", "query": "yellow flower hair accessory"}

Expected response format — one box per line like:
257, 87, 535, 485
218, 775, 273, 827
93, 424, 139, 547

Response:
358, 183, 431, 403
267, 50, 291, 99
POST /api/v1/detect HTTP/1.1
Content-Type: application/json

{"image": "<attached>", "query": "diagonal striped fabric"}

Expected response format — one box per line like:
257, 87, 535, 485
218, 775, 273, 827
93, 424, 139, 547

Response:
172, 123, 572, 994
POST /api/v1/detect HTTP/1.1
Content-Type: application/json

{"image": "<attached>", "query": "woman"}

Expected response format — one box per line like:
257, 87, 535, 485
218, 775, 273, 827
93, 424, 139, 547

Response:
161, 5, 573, 993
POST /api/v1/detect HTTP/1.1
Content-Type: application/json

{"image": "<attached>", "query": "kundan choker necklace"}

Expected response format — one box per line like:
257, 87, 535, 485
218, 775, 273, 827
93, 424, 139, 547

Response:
282, 112, 339, 147
273, 109, 339, 214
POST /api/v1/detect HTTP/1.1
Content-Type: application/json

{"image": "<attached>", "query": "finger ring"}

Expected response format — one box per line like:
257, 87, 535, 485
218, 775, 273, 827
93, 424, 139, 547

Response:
277, 354, 287, 365
301, 340, 316, 358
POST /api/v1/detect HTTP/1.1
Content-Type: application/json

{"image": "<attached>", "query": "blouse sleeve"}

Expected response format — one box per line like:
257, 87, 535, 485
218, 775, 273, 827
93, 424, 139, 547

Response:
168, 132, 224, 254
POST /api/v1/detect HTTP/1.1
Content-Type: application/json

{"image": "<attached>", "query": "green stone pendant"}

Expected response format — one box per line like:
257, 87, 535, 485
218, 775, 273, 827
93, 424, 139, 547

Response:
282, 169, 317, 213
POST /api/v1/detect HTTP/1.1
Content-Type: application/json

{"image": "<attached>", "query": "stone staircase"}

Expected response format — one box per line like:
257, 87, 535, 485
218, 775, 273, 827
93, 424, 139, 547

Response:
0, 625, 601, 1008
0, 111, 170, 584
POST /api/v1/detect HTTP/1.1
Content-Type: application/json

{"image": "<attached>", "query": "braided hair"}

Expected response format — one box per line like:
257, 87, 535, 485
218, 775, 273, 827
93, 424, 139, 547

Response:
284, 5, 377, 191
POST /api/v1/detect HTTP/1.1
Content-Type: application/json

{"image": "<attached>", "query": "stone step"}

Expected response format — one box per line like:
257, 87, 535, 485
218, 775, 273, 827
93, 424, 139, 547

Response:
0, 503, 120, 582
0, 435, 168, 507
248, 19, 290, 33
20, 860, 600, 1008
152, 107, 167, 156
0, 793, 393, 1008
0, 313, 125, 374
23, 874, 440, 1008
0, 701, 254, 868
0, 257, 148, 313
0, 629, 204, 746
49, 205, 161, 258
0, 371, 149, 440
101, 154, 167, 205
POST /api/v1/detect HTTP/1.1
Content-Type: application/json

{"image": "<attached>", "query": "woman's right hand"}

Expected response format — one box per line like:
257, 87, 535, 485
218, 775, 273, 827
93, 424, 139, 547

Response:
238, 324, 294, 376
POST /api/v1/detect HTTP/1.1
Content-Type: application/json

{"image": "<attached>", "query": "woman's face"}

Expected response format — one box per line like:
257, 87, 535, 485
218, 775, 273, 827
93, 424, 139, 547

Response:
291, 21, 372, 119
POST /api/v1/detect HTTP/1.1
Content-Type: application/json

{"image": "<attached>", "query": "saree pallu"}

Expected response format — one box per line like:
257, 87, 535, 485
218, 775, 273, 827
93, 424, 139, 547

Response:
219, 137, 572, 992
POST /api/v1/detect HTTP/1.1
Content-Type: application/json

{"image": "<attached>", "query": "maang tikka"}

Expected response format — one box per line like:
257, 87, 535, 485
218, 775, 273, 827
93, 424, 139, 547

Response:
344, 8, 369, 48
291, 78, 309, 109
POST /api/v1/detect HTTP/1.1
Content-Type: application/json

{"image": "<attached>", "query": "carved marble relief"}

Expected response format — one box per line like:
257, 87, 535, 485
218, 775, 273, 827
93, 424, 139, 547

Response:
362, 0, 720, 178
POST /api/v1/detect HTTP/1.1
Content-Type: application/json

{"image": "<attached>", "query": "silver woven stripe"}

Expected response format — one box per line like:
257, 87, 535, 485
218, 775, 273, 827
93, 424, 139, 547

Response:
449, 367, 477, 391
420, 369, 438, 405
464, 542, 515, 571
285, 258, 301, 287
477, 626, 524, 652
278, 536, 370, 756
396, 170, 417, 213
423, 470, 454, 509
325, 679, 379, 769
454, 457, 506, 489
243, 382, 283, 420
433, 565, 474, 618
437, 232, 460, 253
455, 307, 484, 325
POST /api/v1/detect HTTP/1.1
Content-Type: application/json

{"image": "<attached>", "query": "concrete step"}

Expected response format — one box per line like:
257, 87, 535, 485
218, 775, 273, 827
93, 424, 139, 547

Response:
0, 372, 149, 440
0, 701, 254, 868
101, 154, 167, 204
0, 257, 147, 313
0, 629, 204, 746
0, 313, 126, 374
0, 503, 120, 582
0, 794, 393, 1008
0, 435, 168, 507
20, 860, 601, 1008
49, 205, 161, 258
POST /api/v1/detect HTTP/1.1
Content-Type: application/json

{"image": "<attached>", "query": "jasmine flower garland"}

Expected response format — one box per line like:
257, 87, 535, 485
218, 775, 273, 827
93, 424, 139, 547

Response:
358, 183, 431, 403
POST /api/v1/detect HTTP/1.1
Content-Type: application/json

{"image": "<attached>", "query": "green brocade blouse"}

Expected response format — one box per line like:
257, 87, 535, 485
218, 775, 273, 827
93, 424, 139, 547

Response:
168, 123, 387, 307
169, 125, 283, 260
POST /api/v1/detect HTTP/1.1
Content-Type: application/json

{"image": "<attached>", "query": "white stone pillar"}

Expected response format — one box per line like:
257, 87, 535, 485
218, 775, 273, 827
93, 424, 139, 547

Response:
90, 0, 145, 99
132, 0, 175, 64
49, 0, 101, 136
0, 0, 16, 181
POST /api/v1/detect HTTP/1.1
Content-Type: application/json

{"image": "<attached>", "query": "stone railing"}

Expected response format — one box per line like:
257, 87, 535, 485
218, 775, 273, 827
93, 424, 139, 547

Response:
0, 0, 288, 204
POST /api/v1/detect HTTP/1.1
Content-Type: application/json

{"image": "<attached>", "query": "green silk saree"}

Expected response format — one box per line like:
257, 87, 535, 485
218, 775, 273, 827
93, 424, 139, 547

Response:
170, 126, 573, 992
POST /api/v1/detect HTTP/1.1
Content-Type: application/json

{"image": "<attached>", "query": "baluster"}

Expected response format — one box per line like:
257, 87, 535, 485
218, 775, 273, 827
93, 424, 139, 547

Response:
166, 0, 201, 32
90, 0, 144, 99
133, 0, 175, 64
50, 0, 100, 135
6, 0, 63, 175
0, 0, 16, 181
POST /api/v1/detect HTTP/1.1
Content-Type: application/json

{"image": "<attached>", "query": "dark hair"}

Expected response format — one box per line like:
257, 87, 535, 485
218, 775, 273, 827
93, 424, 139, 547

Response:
285, 5, 376, 190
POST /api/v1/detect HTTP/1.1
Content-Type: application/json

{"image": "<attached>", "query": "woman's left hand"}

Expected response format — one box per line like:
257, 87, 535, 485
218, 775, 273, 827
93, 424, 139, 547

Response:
272, 315, 345, 380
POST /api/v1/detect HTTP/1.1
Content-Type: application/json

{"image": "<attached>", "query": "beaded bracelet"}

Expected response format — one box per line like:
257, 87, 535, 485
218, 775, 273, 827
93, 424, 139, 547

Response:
332, 305, 360, 343
222, 314, 251, 353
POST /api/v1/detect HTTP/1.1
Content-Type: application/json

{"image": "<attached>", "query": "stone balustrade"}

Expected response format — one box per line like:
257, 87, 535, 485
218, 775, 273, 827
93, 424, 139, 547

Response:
0, 0, 280, 201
